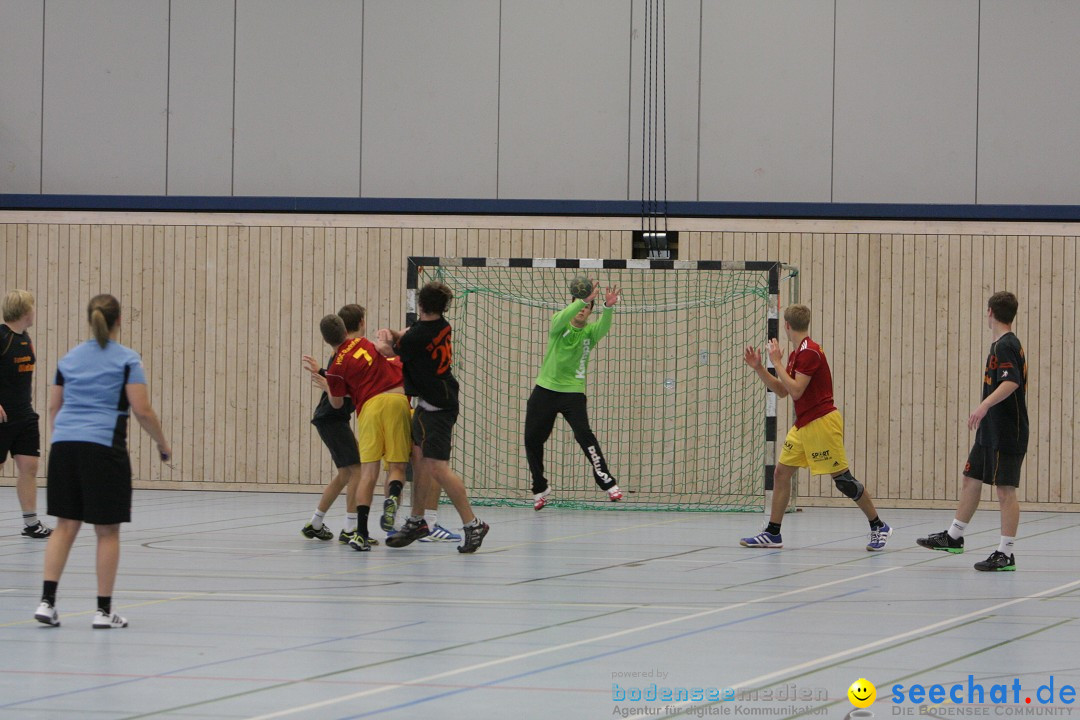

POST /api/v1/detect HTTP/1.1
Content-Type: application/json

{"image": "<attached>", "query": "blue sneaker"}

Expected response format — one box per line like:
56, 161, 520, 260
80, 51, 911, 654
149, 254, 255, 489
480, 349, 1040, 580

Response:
740, 531, 783, 548
866, 523, 892, 551
419, 524, 462, 543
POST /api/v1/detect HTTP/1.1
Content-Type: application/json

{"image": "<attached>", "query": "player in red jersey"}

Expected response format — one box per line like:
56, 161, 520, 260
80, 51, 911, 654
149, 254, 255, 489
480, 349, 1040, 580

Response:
304, 312, 411, 551
741, 304, 891, 550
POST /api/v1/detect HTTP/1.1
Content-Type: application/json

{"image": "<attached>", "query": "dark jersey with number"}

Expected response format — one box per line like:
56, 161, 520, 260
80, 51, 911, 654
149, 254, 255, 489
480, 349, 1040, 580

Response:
975, 332, 1028, 454
0, 324, 36, 419
396, 318, 459, 411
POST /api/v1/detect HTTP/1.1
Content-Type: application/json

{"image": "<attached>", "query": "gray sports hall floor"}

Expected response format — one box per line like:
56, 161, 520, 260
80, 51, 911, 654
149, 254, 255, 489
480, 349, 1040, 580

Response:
2, 487, 1079, 720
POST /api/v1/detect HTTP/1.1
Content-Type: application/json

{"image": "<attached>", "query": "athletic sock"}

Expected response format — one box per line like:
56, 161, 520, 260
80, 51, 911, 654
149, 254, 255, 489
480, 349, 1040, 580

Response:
357, 506, 370, 538
424, 510, 438, 530
345, 513, 358, 533
947, 518, 967, 540
310, 510, 326, 530
388, 481, 403, 498
23, 512, 39, 528
408, 514, 423, 524
998, 536, 1015, 555
765, 522, 782, 535
465, 517, 483, 528
869, 516, 884, 530
42, 580, 58, 606
97, 596, 111, 615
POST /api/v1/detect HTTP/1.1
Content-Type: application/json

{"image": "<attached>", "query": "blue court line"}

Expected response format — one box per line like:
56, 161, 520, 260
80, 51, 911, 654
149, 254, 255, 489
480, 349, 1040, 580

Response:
0, 620, 424, 710
333, 589, 867, 720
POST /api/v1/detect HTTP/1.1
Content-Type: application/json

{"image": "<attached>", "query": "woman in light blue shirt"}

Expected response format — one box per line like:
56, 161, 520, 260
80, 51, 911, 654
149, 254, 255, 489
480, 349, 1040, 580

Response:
35, 294, 171, 629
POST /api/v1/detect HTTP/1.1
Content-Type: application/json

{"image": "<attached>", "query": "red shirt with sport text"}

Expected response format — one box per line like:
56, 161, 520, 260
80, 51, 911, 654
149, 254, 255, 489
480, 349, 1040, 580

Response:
786, 337, 836, 428
324, 337, 403, 414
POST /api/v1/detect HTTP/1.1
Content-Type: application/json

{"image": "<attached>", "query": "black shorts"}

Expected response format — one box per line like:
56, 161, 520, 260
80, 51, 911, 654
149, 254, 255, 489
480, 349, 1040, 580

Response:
315, 420, 361, 468
47, 441, 133, 524
412, 407, 457, 462
0, 415, 41, 463
964, 443, 1025, 488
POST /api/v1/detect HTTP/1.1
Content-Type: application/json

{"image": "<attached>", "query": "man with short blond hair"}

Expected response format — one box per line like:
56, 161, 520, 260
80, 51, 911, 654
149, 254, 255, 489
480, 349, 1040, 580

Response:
1, 290, 52, 538
741, 303, 890, 550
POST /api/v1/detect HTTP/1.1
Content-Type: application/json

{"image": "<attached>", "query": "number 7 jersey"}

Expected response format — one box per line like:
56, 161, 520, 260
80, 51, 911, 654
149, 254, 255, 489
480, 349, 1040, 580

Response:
324, 337, 404, 414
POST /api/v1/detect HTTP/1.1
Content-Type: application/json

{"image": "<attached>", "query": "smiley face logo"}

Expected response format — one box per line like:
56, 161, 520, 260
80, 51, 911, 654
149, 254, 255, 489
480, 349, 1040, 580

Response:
848, 678, 876, 708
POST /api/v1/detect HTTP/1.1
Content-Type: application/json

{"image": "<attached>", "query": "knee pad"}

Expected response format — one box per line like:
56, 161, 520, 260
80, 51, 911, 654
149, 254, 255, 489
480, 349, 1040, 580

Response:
833, 470, 864, 501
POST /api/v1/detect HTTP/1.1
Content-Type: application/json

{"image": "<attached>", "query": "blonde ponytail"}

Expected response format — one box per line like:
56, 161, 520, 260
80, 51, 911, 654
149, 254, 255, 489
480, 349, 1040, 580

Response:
86, 294, 121, 348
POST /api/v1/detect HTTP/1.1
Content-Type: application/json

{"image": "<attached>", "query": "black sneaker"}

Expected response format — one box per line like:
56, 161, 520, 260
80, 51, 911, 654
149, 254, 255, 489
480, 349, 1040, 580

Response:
916, 530, 964, 554
974, 550, 1016, 572
380, 496, 399, 532
301, 523, 333, 541
457, 521, 490, 554
338, 529, 356, 544
385, 518, 429, 548
22, 521, 52, 539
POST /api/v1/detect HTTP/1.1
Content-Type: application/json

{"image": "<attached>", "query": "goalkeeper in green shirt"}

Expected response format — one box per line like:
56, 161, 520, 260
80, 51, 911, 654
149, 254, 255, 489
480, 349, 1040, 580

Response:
525, 279, 623, 511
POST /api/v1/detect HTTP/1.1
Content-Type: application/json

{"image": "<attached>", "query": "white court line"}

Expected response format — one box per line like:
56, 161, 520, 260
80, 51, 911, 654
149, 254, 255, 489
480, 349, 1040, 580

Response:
730, 577, 1080, 692
246, 566, 901, 720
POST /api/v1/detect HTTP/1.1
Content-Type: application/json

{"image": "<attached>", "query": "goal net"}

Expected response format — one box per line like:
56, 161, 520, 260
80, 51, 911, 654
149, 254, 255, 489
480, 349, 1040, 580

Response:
407, 258, 784, 511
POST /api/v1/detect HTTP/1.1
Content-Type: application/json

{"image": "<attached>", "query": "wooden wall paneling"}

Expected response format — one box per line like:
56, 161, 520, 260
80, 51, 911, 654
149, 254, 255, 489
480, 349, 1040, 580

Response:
1037, 236, 1053, 503
273, 226, 290, 484
1049, 235, 1064, 503
188, 226, 203, 483
1063, 235, 1077, 503
942, 235, 959, 500
914, 234, 931, 502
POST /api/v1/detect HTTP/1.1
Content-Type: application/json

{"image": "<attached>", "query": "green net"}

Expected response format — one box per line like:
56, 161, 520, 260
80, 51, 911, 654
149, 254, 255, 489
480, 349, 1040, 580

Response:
417, 261, 774, 511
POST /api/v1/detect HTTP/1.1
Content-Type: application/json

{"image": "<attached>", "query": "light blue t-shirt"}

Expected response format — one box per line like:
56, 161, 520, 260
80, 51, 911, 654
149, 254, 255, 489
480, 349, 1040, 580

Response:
52, 340, 147, 449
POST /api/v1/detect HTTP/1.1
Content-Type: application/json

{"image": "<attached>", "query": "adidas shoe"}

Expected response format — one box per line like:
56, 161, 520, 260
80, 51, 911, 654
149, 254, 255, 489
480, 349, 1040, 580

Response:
916, 530, 964, 554
457, 521, 490, 554
380, 496, 399, 532
385, 518, 430, 548
348, 534, 372, 552
974, 550, 1016, 572
301, 523, 333, 541
866, 523, 892, 551
338, 529, 357, 544
740, 531, 783, 548
35, 601, 59, 627
92, 610, 128, 629
419, 524, 461, 542
607, 485, 623, 502
534, 488, 550, 511
22, 521, 52, 539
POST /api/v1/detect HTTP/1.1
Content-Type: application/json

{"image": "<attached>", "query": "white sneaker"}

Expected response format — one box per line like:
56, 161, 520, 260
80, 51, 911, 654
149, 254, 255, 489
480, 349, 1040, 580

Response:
607, 485, 623, 501
534, 488, 551, 511
92, 610, 128, 629
35, 601, 60, 627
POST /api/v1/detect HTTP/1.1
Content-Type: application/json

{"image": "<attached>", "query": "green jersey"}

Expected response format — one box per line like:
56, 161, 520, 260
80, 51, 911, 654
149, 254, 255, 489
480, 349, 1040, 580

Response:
535, 299, 614, 393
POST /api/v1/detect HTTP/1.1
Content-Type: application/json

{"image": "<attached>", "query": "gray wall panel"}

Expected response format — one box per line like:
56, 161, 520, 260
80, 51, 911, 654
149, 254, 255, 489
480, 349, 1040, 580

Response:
0, 0, 43, 193
698, 0, 834, 203
167, 0, 234, 196
498, 0, 630, 200
628, 0, 700, 202
833, 0, 978, 204
232, 0, 362, 197
978, 1, 1080, 204
361, 0, 499, 199
41, 0, 168, 194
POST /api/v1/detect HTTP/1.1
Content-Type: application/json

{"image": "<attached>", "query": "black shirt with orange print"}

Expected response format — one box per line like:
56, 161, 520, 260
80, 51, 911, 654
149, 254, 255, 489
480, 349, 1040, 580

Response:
0, 324, 36, 420
975, 331, 1028, 454
397, 318, 459, 411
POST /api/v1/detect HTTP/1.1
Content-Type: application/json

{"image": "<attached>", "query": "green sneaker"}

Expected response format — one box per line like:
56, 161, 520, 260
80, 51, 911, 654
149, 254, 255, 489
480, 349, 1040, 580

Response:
301, 523, 333, 541
974, 551, 1016, 572
916, 530, 964, 554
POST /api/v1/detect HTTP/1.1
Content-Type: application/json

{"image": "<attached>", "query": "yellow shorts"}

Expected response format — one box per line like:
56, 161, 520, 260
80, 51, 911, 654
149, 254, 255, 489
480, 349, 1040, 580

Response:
777, 410, 849, 476
357, 392, 412, 464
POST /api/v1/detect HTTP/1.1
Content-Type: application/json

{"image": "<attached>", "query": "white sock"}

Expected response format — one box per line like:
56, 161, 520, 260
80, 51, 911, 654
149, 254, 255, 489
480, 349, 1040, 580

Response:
424, 510, 438, 530
345, 513, 358, 533
998, 536, 1015, 554
23, 512, 39, 528
947, 518, 968, 540
309, 510, 326, 530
